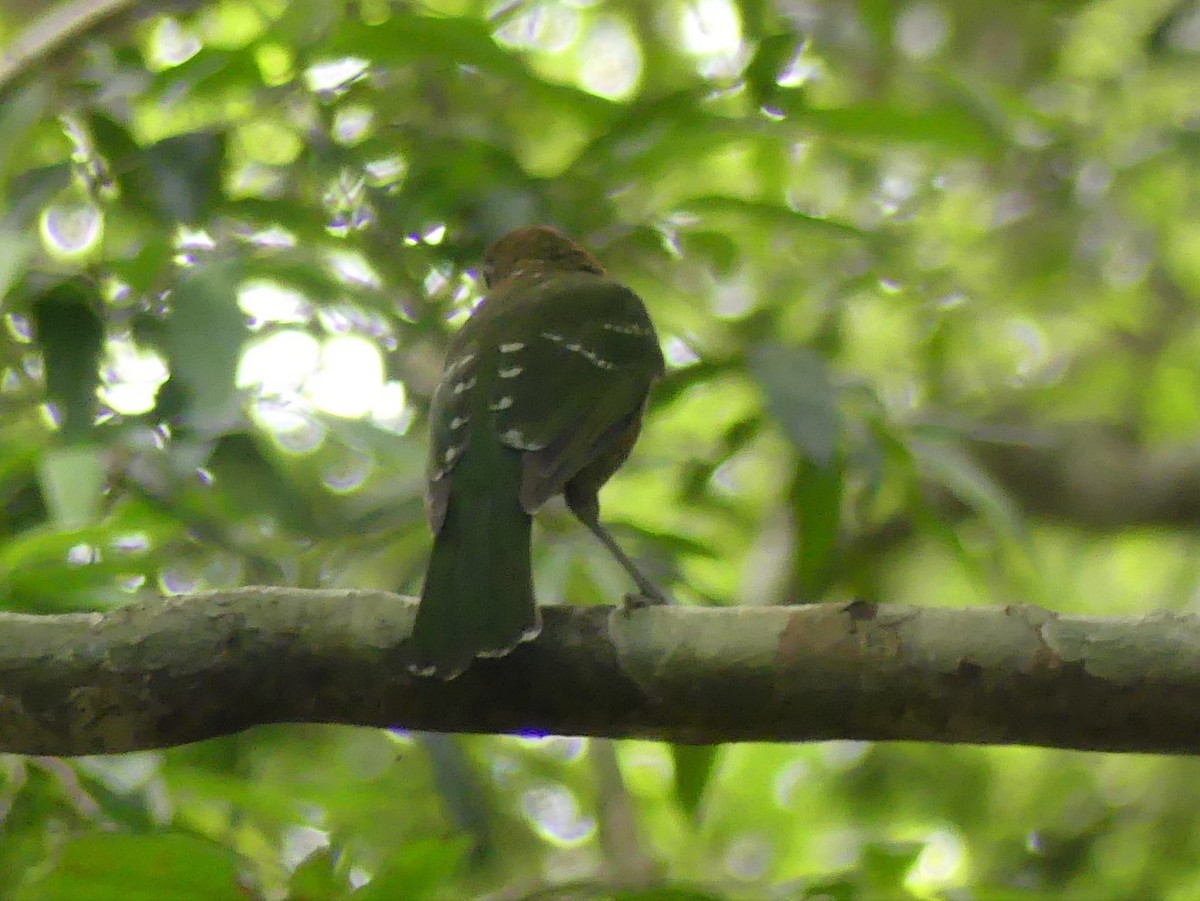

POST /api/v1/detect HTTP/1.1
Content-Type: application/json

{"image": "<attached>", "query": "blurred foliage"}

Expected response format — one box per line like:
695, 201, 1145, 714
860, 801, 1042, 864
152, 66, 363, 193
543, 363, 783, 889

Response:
2, 0, 1200, 897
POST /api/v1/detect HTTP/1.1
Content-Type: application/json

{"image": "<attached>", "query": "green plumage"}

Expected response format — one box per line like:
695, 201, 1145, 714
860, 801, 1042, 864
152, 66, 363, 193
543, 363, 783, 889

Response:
412, 431, 536, 677
409, 228, 664, 678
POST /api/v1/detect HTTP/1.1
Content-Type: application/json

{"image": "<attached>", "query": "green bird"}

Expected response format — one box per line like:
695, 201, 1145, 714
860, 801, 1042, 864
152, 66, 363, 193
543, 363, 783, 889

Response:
409, 226, 667, 678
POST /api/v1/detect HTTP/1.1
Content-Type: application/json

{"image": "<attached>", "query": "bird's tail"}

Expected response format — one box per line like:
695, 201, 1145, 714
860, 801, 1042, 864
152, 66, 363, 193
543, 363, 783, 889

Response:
409, 484, 539, 679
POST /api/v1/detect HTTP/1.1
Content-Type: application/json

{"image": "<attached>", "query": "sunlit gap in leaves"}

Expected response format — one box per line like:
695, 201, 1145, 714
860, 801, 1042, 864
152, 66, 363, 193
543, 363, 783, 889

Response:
318, 301, 396, 349
905, 828, 968, 897
4, 312, 33, 343
493, 2, 581, 53
664, 336, 700, 368
39, 200, 103, 259
363, 155, 407, 189
158, 553, 245, 597
680, 0, 746, 78
303, 57, 370, 97
239, 280, 311, 327
521, 783, 597, 847
724, 833, 772, 881
281, 825, 329, 872
321, 448, 374, 495
491, 2, 641, 100
237, 328, 406, 430
894, 3, 952, 61
173, 225, 215, 266
90, 254, 408, 430
332, 104, 375, 146
100, 334, 169, 416
617, 742, 673, 796
579, 17, 641, 100
147, 17, 202, 70
324, 170, 373, 236
510, 734, 588, 762
325, 248, 381, 290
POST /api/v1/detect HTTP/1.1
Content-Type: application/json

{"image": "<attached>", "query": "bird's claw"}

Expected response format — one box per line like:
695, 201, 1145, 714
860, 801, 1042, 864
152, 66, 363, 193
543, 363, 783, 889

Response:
622, 588, 670, 611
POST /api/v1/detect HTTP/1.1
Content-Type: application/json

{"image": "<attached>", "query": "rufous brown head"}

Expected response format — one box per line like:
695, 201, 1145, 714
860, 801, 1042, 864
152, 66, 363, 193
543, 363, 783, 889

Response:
482, 226, 606, 288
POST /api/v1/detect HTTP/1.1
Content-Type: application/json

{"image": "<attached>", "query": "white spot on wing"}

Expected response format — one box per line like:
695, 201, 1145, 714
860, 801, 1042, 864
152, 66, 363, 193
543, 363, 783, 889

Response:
476, 645, 513, 659
452, 376, 477, 395
499, 366, 523, 378
603, 322, 651, 336
476, 622, 542, 657
541, 331, 618, 369
449, 416, 467, 429
500, 428, 544, 450
445, 351, 476, 375
499, 342, 525, 352
489, 396, 513, 411
562, 340, 618, 371
443, 444, 464, 465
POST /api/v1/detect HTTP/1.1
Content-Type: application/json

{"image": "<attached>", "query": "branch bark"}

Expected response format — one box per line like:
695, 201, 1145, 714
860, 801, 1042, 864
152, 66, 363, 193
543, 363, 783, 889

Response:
0, 0, 137, 97
0, 0, 211, 98
969, 425, 1200, 529
1, 588, 1197, 756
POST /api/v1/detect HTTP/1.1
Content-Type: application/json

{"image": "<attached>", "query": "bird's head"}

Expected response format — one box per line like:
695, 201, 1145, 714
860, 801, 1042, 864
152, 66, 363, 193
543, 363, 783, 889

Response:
482, 226, 606, 289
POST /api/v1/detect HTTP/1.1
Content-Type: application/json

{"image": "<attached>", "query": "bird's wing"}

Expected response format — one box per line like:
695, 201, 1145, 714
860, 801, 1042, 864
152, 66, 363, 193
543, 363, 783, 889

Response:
481, 274, 664, 511
424, 330, 481, 533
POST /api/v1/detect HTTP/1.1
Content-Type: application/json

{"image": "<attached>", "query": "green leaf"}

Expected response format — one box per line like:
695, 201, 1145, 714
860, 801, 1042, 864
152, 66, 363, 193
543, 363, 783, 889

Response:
671, 743, 721, 821
0, 83, 51, 185
750, 344, 841, 465
861, 839, 924, 893
744, 32, 805, 109
416, 733, 493, 861
160, 261, 248, 431
793, 876, 857, 901
779, 95, 1002, 156
31, 281, 105, 442
677, 230, 740, 276
38, 445, 107, 528
573, 91, 785, 183
13, 833, 244, 901
289, 847, 348, 901
72, 765, 164, 834
6, 163, 71, 224
350, 837, 469, 901
331, 13, 612, 123
185, 432, 321, 536
0, 216, 36, 298
88, 114, 227, 224
679, 195, 867, 240
858, 0, 897, 48
909, 437, 1022, 538
270, 0, 346, 47
615, 888, 729, 901
144, 131, 227, 223
790, 456, 844, 599
85, 113, 140, 178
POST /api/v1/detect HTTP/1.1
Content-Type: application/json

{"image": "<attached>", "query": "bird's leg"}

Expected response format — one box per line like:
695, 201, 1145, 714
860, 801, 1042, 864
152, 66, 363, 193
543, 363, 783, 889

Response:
567, 493, 668, 608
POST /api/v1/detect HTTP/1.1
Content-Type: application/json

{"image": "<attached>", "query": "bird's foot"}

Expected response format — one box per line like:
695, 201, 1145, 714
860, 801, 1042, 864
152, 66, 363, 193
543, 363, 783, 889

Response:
622, 588, 670, 611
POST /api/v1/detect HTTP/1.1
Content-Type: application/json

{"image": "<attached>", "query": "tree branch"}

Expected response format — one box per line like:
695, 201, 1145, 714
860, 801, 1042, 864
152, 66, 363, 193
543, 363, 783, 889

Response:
0, 0, 136, 97
969, 425, 1200, 529
1, 588, 1197, 756
0, 0, 202, 99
